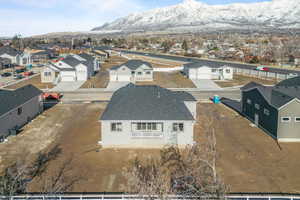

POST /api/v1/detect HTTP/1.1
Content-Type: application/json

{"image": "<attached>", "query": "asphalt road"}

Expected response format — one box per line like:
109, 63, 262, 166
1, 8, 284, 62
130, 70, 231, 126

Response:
59, 89, 241, 103
118, 50, 300, 75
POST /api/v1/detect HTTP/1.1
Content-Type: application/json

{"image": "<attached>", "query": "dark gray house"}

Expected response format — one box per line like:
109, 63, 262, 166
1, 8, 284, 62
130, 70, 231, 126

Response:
0, 85, 43, 140
241, 77, 300, 142
100, 84, 197, 148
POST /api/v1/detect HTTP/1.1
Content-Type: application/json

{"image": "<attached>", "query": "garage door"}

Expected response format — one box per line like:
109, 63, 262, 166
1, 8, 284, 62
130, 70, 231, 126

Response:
117, 75, 131, 81
197, 73, 211, 79
77, 71, 87, 81
61, 76, 76, 82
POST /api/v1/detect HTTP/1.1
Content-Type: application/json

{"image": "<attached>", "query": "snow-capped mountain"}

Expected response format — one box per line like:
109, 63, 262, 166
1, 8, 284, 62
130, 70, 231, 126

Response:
92, 0, 300, 33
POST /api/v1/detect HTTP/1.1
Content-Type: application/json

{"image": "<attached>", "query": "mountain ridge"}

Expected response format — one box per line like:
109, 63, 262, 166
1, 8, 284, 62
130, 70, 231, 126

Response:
91, 0, 300, 34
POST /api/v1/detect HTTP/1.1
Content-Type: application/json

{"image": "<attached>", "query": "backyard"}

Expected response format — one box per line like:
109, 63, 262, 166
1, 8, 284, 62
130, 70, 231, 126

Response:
1, 102, 300, 193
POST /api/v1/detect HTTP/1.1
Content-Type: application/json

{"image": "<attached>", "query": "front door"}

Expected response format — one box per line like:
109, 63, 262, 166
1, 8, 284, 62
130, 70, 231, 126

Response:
254, 113, 259, 126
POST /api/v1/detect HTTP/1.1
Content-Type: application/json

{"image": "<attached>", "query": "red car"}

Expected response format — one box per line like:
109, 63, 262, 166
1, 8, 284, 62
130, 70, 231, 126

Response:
23, 71, 34, 76
256, 66, 270, 71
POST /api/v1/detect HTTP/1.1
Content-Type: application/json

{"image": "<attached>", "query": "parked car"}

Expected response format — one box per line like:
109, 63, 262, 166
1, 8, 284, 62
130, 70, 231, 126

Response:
255, 66, 270, 71
23, 71, 34, 76
288, 73, 298, 79
1, 72, 12, 77
15, 68, 26, 74
13, 74, 24, 80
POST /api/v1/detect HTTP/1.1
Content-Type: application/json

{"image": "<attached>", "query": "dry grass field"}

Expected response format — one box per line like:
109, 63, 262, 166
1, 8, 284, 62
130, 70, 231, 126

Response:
1, 102, 300, 193
215, 74, 278, 88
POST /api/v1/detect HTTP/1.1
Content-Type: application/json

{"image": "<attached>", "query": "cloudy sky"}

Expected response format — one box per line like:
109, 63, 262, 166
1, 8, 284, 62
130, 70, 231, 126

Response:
0, 0, 271, 37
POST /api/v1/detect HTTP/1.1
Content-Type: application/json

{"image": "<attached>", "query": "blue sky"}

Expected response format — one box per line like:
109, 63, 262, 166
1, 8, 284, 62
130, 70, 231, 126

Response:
0, 0, 271, 37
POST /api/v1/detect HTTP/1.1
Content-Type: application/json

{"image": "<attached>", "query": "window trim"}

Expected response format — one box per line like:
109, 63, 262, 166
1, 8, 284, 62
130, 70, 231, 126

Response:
172, 123, 184, 132
254, 103, 260, 110
263, 108, 270, 116
111, 122, 122, 132
281, 117, 291, 123
295, 117, 300, 123
17, 107, 22, 115
247, 99, 252, 105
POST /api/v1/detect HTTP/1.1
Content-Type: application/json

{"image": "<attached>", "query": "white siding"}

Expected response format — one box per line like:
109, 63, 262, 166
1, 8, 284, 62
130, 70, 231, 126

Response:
101, 120, 194, 148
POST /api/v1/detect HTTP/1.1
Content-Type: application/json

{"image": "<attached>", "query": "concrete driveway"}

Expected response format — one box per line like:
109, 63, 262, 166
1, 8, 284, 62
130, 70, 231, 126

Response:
50, 81, 85, 92
191, 79, 222, 90
105, 81, 130, 91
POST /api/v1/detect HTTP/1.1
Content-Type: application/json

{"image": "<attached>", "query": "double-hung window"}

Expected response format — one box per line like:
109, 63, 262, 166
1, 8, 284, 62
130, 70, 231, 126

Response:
111, 123, 122, 132
173, 123, 184, 132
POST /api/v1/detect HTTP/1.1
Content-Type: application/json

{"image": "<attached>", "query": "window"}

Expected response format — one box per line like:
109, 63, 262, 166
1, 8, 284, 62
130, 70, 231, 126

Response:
295, 117, 300, 122
255, 103, 260, 110
264, 108, 270, 116
226, 69, 231, 73
133, 122, 162, 132
146, 71, 151, 75
281, 117, 291, 123
137, 72, 142, 75
44, 72, 51, 76
111, 123, 122, 132
173, 123, 184, 132
131, 71, 135, 75
247, 99, 252, 105
17, 107, 22, 115
212, 69, 217, 73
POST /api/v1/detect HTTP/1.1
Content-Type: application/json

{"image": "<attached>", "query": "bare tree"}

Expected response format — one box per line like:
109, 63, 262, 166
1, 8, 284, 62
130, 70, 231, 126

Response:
0, 145, 82, 195
123, 127, 228, 199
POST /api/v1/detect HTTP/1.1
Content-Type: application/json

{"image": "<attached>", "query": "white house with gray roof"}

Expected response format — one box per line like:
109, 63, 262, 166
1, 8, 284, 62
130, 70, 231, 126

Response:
0, 85, 43, 141
100, 84, 197, 148
41, 53, 99, 83
0, 46, 31, 66
183, 62, 233, 80
109, 60, 153, 82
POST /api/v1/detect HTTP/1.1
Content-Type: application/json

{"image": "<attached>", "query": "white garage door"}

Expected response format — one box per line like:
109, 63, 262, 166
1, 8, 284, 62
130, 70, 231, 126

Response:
77, 72, 87, 81
117, 75, 131, 81
61, 76, 76, 82
197, 73, 211, 79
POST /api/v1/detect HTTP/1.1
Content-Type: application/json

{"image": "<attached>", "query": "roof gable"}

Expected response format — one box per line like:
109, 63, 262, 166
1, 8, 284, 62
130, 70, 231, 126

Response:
0, 85, 42, 117
101, 84, 196, 121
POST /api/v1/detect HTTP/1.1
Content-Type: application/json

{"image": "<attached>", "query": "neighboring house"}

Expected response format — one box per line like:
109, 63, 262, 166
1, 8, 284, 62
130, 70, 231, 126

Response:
109, 60, 153, 82
0, 57, 12, 70
92, 50, 108, 62
0, 85, 43, 140
100, 84, 197, 148
0, 46, 31, 66
183, 62, 233, 80
31, 50, 56, 63
41, 53, 99, 83
241, 77, 300, 142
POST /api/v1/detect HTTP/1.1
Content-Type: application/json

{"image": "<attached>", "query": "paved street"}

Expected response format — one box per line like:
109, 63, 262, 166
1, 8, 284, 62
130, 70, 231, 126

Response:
59, 89, 241, 103
191, 79, 222, 90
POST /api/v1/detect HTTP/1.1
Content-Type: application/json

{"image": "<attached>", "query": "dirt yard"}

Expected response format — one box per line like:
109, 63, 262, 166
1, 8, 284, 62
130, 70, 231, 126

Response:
81, 56, 128, 88
126, 54, 185, 68
215, 74, 278, 88
5, 75, 54, 90
196, 103, 300, 193
2, 102, 300, 193
137, 72, 195, 88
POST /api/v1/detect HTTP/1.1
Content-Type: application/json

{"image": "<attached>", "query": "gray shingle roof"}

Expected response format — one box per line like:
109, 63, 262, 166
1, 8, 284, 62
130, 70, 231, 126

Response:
110, 60, 152, 71
276, 76, 300, 87
0, 85, 42, 117
0, 46, 22, 57
184, 62, 225, 69
242, 79, 300, 109
61, 56, 82, 67
101, 84, 196, 121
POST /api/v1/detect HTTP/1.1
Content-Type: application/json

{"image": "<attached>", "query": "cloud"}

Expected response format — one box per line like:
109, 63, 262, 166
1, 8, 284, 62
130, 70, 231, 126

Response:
0, 0, 145, 36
